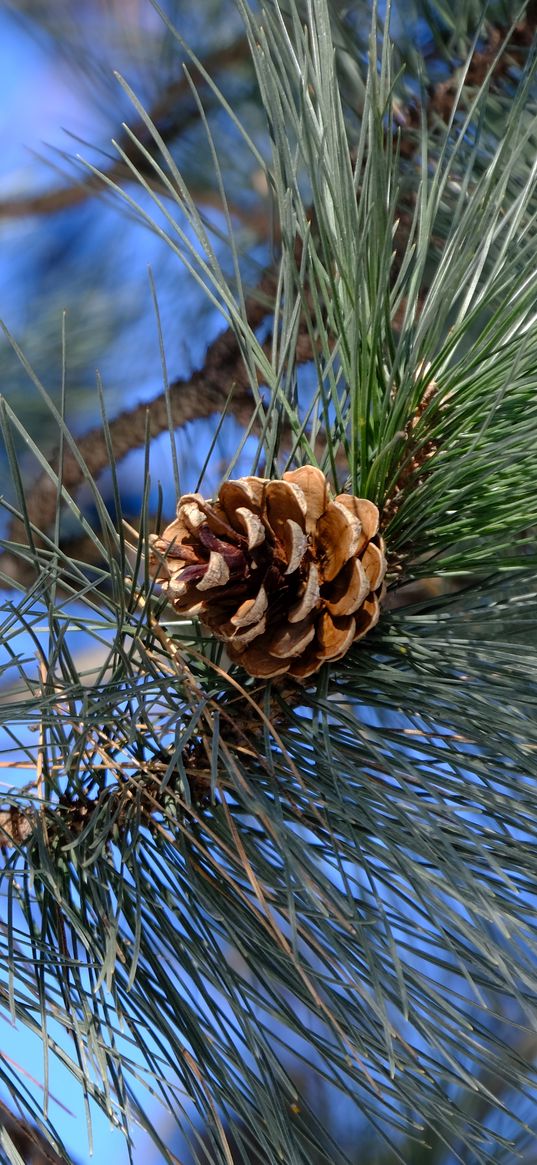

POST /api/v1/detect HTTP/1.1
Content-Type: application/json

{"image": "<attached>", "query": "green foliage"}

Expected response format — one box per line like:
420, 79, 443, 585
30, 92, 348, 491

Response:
1, 1, 537, 1163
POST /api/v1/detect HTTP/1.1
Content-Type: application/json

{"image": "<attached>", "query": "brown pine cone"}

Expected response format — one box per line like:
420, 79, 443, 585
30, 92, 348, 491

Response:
149, 467, 386, 679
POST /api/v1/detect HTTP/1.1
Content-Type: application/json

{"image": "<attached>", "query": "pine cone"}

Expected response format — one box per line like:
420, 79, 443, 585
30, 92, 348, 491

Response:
150, 467, 386, 679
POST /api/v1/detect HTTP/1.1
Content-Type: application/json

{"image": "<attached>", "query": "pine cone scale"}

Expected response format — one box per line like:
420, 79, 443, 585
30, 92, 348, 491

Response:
361, 542, 386, 590
315, 502, 362, 581
323, 558, 369, 616
282, 520, 308, 574
354, 595, 380, 639
318, 611, 356, 659
195, 551, 231, 591
222, 614, 268, 645
288, 563, 320, 623
235, 507, 265, 548
230, 587, 269, 628
283, 465, 328, 531
268, 617, 316, 659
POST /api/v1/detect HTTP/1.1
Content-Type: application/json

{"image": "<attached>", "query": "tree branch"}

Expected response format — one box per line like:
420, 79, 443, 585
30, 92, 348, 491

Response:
0, 1100, 69, 1165
0, 37, 252, 221
0, 267, 322, 586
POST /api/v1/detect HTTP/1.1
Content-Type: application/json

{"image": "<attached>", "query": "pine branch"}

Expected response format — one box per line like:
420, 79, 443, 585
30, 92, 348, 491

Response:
7, 8, 534, 592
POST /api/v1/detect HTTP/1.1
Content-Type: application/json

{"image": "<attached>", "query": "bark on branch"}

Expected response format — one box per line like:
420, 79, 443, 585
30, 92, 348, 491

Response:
0, 38, 252, 221
0, 1101, 69, 1164
1, 267, 320, 586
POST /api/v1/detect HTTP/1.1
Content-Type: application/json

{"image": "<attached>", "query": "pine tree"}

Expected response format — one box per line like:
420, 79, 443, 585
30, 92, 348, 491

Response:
1, 1, 537, 1162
